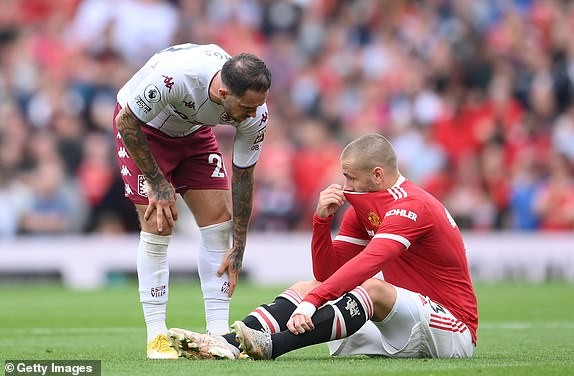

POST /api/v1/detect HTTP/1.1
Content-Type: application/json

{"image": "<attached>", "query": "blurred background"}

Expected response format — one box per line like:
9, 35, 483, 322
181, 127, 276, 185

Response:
0, 0, 573, 287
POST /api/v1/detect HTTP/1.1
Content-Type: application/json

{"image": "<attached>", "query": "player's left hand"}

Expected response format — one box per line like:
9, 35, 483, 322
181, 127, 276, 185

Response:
216, 246, 243, 297
287, 313, 314, 334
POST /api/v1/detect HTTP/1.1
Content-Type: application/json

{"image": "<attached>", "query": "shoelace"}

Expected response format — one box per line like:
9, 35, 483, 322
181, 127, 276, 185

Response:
153, 335, 172, 351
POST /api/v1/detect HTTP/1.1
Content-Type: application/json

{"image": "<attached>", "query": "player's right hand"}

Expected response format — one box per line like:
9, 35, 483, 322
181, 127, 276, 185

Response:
216, 246, 242, 297
287, 313, 314, 335
144, 180, 178, 232
315, 184, 346, 218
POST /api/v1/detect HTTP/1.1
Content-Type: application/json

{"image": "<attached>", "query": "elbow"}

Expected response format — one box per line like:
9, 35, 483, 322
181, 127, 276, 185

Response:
115, 110, 127, 135
312, 267, 331, 282
115, 106, 140, 135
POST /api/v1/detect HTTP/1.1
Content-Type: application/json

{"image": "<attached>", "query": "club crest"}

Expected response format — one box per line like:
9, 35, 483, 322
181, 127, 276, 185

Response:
367, 211, 381, 227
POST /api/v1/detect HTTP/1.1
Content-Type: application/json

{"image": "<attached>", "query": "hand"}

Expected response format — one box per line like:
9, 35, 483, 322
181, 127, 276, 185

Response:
144, 179, 178, 232
216, 246, 243, 297
287, 313, 315, 335
316, 184, 346, 218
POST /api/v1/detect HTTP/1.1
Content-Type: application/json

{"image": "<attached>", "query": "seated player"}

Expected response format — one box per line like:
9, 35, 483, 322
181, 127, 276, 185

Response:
168, 133, 478, 360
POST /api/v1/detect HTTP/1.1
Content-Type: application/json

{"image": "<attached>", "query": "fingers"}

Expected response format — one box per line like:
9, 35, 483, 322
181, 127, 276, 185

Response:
287, 318, 295, 333
162, 205, 177, 231
216, 257, 228, 277
144, 205, 154, 222
145, 201, 178, 233
316, 184, 346, 218
144, 181, 177, 232
325, 184, 345, 202
287, 314, 314, 335
154, 206, 175, 233
171, 203, 179, 221
227, 270, 238, 297
156, 207, 165, 232
328, 183, 343, 191
217, 256, 239, 297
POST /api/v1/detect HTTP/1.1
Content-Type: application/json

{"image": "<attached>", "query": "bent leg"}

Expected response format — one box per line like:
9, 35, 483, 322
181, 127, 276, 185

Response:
243, 278, 394, 359
242, 280, 320, 333
221, 280, 320, 347
335, 281, 475, 358
329, 279, 418, 357
263, 285, 374, 359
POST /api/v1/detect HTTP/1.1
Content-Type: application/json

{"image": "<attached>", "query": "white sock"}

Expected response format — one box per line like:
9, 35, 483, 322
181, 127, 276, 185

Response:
137, 231, 171, 343
198, 220, 232, 335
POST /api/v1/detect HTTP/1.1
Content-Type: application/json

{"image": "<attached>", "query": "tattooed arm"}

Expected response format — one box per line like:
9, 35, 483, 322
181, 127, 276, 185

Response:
115, 106, 178, 232
216, 163, 255, 296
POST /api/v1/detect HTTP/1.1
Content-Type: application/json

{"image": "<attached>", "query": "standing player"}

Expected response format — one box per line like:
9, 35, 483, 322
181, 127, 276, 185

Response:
168, 133, 478, 360
113, 44, 271, 359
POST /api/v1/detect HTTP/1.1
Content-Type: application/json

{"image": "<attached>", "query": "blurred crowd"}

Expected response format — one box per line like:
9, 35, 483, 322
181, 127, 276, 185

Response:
1, 0, 574, 238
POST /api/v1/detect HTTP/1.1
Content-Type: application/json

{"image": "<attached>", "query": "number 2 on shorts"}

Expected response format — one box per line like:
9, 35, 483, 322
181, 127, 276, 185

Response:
209, 154, 225, 178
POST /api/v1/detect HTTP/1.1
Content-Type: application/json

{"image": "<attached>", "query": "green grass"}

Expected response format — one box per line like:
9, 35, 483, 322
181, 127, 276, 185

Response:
1, 280, 573, 375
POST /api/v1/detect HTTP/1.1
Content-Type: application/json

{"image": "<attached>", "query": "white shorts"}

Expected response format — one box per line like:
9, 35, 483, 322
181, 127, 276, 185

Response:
327, 286, 475, 358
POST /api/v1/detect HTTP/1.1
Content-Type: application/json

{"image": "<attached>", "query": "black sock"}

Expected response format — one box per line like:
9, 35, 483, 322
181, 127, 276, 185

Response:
270, 290, 372, 359
223, 291, 300, 348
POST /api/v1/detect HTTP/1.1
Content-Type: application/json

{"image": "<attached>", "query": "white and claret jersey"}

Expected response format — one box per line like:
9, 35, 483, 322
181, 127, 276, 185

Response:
117, 43, 269, 168
308, 176, 479, 343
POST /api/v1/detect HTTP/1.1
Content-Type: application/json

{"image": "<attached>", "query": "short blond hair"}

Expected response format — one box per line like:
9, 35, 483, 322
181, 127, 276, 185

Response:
341, 133, 398, 173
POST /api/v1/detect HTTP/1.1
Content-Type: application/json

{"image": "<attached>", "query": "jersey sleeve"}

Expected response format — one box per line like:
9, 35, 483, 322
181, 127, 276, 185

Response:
372, 197, 432, 248
233, 104, 269, 168
124, 63, 186, 124
232, 104, 269, 168
304, 197, 432, 308
311, 207, 369, 281
306, 236, 404, 308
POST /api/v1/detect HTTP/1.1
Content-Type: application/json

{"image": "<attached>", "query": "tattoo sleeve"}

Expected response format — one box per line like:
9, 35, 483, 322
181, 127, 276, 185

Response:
231, 164, 255, 265
116, 107, 167, 190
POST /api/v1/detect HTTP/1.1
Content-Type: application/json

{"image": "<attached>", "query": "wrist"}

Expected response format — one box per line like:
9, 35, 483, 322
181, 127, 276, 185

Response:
291, 301, 317, 318
313, 213, 334, 223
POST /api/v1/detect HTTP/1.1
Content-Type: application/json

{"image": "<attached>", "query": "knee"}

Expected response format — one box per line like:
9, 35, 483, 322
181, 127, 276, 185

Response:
136, 207, 174, 236
199, 219, 232, 251
183, 190, 232, 227
196, 209, 231, 228
288, 280, 321, 297
360, 279, 397, 319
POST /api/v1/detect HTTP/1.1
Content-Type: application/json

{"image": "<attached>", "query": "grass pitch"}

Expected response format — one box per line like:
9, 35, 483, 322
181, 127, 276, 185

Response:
1, 280, 573, 375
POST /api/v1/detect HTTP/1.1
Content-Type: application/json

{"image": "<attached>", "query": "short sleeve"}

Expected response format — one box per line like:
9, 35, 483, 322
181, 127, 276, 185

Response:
124, 66, 186, 123
232, 104, 269, 168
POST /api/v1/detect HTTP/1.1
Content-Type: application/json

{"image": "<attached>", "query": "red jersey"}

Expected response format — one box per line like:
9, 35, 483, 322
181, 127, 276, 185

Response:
307, 177, 478, 343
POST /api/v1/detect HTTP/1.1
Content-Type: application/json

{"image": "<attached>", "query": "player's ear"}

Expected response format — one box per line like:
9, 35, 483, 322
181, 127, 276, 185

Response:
372, 166, 384, 184
218, 87, 229, 99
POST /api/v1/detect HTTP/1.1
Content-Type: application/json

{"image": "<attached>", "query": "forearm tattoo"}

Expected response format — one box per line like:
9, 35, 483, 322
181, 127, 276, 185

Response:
231, 164, 255, 267
117, 109, 168, 197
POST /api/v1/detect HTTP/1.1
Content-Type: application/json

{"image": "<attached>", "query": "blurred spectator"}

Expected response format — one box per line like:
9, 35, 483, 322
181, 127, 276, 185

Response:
18, 160, 87, 235
552, 104, 574, 162
508, 147, 543, 230
0, 168, 28, 238
65, 0, 179, 68
443, 155, 496, 230
392, 124, 447, 186
479, 141, 512, 229
251, 116, 298, 231
291, 118, 342, 228
76, 132, 115, 212
532, 152, 574, 230
0, 102, 29, 179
